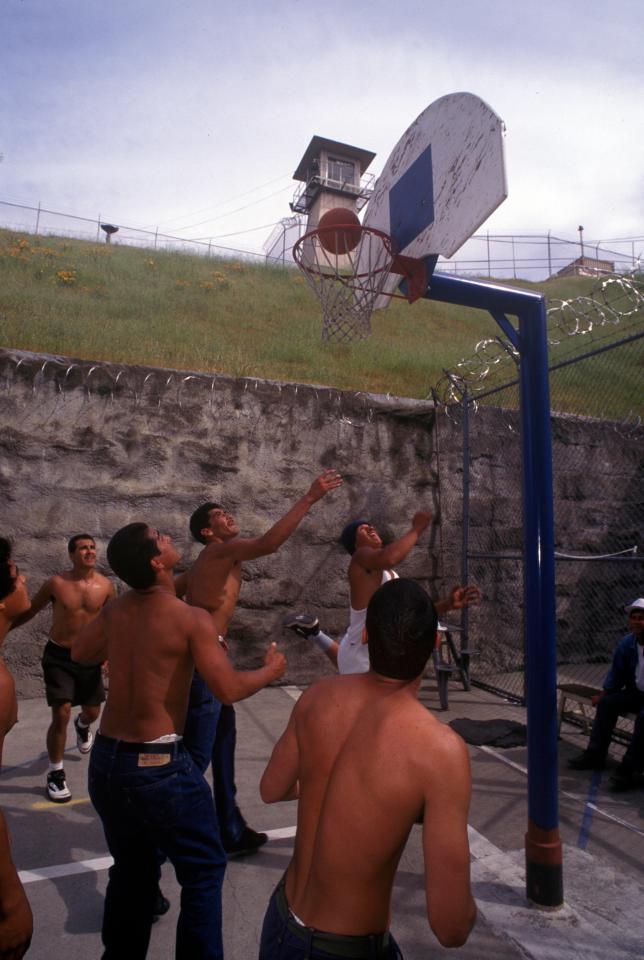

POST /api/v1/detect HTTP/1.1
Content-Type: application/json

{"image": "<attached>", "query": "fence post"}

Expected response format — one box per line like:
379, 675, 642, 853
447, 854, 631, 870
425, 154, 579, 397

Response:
547, 231, 552, 278
35, 201, 41, 235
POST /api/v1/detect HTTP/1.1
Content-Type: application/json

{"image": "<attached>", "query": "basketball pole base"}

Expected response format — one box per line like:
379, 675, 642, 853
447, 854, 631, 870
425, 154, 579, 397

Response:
525, 822, 563, 908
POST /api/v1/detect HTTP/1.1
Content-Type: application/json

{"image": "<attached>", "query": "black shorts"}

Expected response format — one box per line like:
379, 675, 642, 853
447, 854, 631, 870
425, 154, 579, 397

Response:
41, 641, 105, 708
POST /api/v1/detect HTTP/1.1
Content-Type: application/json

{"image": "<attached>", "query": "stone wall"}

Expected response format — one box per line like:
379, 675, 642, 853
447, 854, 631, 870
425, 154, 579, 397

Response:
0, 349, 440, 697
2, 348, 641, 702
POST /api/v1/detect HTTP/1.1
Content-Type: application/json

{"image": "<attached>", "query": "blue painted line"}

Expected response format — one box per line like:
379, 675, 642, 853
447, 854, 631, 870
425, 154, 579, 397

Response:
577, 769, 602, 849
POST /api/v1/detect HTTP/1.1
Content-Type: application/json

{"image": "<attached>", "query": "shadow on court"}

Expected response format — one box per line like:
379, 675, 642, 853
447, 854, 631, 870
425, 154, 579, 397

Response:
2, 681, 643, 959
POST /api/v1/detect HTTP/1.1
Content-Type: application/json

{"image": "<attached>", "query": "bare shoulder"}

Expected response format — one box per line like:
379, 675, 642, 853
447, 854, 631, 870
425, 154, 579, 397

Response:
47, 573, 68, 594
293, 675, 357, 728
406, 707, 469, 768
94, 571, 114, 588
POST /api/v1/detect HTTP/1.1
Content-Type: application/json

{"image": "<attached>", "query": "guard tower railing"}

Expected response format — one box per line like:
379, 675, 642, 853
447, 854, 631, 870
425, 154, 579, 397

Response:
290, 171, 375, 215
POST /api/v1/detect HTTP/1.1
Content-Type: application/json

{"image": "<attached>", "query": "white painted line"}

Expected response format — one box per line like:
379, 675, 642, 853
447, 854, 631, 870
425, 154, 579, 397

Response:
281, 685, 302, 703
18, 828, 298, 885
477, 744, 644, 838
264, 825, 296, 840
20, 856, 113, 885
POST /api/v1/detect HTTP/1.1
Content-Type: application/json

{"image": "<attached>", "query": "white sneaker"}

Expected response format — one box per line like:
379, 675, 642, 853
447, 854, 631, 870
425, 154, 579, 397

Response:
46, 769, 72, 803
74, 715, 93, 754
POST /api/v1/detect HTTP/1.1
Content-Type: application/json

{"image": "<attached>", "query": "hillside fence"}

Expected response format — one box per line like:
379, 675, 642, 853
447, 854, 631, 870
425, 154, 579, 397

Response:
432, 273, 644, 730
2, 198, 641, 282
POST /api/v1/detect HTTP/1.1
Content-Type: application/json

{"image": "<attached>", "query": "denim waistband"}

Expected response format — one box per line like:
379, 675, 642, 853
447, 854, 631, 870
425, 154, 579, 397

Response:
274, 879, 392, 959
95, 732, 185, 756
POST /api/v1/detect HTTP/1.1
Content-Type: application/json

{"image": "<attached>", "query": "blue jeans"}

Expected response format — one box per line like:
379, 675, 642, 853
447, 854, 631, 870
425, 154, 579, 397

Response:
89, 733, 227, 959
588, 689, 644, 772
184, 672, 247, 846
258, 880, 403, 959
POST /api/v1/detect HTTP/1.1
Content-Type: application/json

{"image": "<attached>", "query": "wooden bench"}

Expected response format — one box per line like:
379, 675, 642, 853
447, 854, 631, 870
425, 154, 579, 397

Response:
557, 682, 636, 744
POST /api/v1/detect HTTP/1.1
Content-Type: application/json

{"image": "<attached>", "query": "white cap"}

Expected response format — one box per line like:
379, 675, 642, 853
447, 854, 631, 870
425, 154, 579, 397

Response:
624, 598, 644, 614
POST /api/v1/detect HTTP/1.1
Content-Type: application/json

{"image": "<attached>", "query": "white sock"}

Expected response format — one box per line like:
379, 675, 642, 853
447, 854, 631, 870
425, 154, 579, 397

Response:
311, 630, 334, 652
76, 715, 90, 729
49, 761, 64, 772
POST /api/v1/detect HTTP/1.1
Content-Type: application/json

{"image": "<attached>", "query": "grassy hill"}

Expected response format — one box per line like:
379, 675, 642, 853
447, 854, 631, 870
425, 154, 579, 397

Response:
0, 227, 639, 405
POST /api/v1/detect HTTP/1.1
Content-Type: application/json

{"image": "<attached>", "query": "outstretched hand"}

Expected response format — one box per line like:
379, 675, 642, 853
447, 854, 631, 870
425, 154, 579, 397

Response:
412, 511, 433, 533
264, 641, 287, 681
308, 469, 343, 502
448, 585, 482, 610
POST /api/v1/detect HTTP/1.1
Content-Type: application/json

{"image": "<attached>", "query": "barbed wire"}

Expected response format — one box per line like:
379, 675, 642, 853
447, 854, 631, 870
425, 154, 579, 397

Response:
1, 349, 442, 439
430, 271, 644, 438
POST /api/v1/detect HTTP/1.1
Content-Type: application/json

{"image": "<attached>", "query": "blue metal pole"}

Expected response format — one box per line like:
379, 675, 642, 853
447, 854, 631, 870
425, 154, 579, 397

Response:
517, 296, 562, 906
423, 272, 562, 906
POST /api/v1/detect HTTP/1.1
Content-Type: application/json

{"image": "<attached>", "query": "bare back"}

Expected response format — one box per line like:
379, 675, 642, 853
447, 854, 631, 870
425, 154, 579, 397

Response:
94, 591, 205, 741
266, 673, 473, 939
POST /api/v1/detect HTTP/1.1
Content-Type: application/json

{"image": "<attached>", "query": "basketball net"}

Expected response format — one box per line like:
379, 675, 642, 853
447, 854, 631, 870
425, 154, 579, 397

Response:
293, 224, 426, 342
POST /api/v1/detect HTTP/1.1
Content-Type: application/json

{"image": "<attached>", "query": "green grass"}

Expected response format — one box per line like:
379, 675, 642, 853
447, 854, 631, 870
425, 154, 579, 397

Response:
0, 228, 640, 410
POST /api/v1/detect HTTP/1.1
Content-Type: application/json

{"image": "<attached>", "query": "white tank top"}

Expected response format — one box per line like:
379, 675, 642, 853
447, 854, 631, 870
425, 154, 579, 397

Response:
337, 569, 399, 675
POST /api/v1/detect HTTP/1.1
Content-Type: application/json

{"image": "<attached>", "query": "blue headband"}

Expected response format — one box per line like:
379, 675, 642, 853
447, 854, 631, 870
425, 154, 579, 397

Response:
340, 519, 369, 555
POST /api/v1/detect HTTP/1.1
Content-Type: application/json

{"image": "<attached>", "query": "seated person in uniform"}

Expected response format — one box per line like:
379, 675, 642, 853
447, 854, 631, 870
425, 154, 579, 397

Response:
569, 597, 644, 791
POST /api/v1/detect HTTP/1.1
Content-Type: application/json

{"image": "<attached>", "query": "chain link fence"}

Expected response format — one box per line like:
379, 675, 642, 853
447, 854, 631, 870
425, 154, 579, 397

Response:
432, 274, 644, 707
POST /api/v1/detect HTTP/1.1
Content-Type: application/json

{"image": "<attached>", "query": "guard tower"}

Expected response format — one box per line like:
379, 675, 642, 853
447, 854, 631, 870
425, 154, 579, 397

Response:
290, 136, 376, 232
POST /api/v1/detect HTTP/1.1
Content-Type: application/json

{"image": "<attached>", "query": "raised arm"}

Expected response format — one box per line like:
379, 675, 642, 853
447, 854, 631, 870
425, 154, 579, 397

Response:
434, 584, 482, 618
190, 609, 286, 704
215, 470, 342, 563
352, 511, 432, 573
9, 577, 54, 631
260, 706, 300, 802
422, 730, 476, 947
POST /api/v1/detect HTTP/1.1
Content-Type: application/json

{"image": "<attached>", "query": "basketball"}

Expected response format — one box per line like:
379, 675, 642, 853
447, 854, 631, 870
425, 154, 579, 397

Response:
317, 207, 362, 255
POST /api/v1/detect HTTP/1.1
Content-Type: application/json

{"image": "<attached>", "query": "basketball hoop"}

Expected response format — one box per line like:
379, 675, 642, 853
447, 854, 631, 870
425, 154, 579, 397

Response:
293, 222, 427, 342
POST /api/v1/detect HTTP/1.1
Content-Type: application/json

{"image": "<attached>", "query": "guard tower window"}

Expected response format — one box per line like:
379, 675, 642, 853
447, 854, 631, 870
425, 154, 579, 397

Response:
327, 157, 355, 185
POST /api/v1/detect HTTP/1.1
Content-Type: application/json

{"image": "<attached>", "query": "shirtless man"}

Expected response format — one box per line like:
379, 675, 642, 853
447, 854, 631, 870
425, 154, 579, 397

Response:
11, 534, 115, 802
183, 468, 342, 857
260, 577, 476, 958
0, 808, 32, 959
72, 522, 286, 960
286, 514, 481, 673
0, 542, 33, 957
0, 537, 30, 770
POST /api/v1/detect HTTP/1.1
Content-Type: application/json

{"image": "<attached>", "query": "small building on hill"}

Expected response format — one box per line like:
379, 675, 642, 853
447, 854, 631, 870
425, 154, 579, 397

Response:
551, 255, 615, 279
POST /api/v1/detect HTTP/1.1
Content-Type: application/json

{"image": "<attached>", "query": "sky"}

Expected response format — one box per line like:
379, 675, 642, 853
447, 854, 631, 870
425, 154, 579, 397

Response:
1, 0, 642, 261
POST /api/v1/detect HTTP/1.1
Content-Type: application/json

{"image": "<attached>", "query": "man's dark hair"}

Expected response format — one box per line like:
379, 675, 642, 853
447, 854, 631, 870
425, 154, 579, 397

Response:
366, 578, 437, 681
68, 533, 95, 555
107, 523, 160, 589
339, 519, 369, 555
189, 503, 223, 545
0, 537, 16, 602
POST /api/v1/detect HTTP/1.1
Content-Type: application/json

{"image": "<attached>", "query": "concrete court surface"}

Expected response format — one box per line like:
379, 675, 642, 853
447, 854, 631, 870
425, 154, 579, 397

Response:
2, 678, 643, 960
